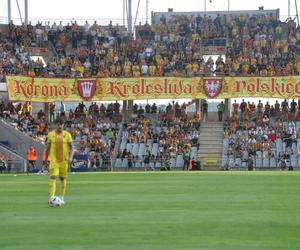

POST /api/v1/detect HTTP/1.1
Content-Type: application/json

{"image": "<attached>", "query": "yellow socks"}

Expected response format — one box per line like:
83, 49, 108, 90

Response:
49, 178, 56, 197
49, 178, 67, 198
60, 179, 67, 197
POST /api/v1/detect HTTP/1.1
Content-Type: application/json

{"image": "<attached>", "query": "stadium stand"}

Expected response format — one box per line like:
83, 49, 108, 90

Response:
222, 99, 300, 170
1, 11, 299, 79
1, 9, 300, 171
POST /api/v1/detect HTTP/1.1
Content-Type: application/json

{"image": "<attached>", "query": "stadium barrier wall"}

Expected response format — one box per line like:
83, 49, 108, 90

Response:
0, 143, 27, 172
0, 119, 45, 170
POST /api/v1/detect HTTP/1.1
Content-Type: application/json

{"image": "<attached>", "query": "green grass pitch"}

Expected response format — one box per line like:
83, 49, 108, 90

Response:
1, 171, 300, 250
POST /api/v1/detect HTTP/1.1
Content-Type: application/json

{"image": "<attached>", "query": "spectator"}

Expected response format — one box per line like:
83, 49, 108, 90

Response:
202, 100, 208, 122
217, 101, 225, 122
0, 152, 6, 173
27, 145, 37, 174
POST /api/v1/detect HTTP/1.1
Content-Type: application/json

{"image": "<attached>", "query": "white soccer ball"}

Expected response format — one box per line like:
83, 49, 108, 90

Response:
49, 196, 62, 207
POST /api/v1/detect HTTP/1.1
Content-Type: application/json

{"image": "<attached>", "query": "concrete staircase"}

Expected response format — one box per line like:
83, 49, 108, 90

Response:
197, 122, 223, 170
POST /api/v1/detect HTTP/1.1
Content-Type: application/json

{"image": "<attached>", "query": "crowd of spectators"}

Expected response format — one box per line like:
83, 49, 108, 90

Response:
0, 25, 30, 81
1, 99, 202, 170
0, 100, 50, 142
0, 100, 123, 170
223, 99, 300, 169
1, 11, 300, 79
117, 102, 201, 170
3, 10, 300, 171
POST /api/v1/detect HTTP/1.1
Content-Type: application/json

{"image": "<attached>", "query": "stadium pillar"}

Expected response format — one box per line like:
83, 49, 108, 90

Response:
123, 100, 127, 119
195, 99, 201, 115
7, 0, 11, 22
44, 103, 49, 122
127, 100, 133, 119
24, 0, 28, 25
127, 0, 132, 35
200, 99, 204, 121
225, 98, 230, 119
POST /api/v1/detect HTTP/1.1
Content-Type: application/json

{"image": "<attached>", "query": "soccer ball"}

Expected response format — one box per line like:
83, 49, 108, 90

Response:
49, 196, 62, 207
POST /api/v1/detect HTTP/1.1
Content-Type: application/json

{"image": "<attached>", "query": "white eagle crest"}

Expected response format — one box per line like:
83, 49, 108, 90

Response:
204, 80, 221, 98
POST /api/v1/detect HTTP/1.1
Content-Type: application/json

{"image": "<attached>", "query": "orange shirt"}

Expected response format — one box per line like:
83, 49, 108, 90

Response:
27, 148, 37, 161
42, 149, 50, 161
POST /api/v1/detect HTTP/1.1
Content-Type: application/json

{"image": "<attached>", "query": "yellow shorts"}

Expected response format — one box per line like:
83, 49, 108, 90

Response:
49, 161, 69, 177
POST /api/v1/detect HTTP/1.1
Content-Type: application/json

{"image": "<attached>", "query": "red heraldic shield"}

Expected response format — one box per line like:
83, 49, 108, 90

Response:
203, 79, 222, 98
77, 79, 96, 100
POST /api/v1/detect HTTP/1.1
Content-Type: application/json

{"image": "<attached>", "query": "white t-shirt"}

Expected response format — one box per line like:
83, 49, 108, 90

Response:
141, 64, 148, 75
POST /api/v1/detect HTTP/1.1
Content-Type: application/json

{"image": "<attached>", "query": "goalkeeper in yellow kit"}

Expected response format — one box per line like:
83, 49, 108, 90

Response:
45, 119, 73, 205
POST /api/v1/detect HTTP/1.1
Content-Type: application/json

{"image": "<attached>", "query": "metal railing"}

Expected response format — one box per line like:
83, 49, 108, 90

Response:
0, 16, 147, 26
0, 144, 27, 173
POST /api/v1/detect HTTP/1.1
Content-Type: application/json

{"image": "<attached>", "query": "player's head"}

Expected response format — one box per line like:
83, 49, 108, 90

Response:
55, 118, 65, 132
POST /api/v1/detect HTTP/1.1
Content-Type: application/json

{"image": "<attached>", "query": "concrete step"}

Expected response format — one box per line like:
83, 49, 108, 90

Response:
198, 151, 222, 156
199, 133, 224, 138
201, 157, 221, 170
198, 144, 222, 149
201, 128, 223, 132
199, 155, 221, 159
202, 166, 220, 170
199, 138, 223, 143
201, 123, 224, 128
200, 131, 223, 134
200, 146, 223, 150
199, 140, 223, 144
198, 121, 224, 160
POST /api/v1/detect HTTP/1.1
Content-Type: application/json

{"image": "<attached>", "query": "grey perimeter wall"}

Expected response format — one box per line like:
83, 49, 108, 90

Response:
0, 119, 45, 168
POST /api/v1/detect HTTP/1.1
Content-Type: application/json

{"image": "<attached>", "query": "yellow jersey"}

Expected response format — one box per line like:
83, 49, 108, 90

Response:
47, 130, 73, 164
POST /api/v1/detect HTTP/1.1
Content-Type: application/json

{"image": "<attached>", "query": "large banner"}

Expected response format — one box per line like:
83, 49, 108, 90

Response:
225, 76, 300, 99
6, 76, 300, 101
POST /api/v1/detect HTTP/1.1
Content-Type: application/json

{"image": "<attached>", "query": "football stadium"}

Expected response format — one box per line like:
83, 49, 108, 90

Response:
1, 0, 300, 249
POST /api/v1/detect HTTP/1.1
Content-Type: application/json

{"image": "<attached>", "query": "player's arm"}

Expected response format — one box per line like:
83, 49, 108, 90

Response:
45, 143, 51, 169
67, 133, 74, 164
68, 143, 74, 163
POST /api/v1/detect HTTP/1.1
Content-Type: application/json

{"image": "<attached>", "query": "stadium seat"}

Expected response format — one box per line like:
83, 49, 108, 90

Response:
242, 150, 249, 161
241, 161, 247, 168
256, 151, 262, 158
115, 158, 122, 168
283, 142, 287, 151
221, 155, 228, 168
126, 143, 133, 152
228, 156, 235, 168
292, 143, 297, 154
255, 158, 263, 168
138, 143, 145, 157
120, 141, 127, 152
155, 162, 162, 169
121, 159, 128, 168
170, 158, 176, 168
150, 162, 155, 169
176, 155, 184, 168
151, 143, 159, 156
235, 158, 242, 168
291, 155, 297, 168
263, 158, 270, 168
270, 157, 277, 168
276, 139, 283, 152
146, 139, 153, 144
134, 161, 142, 168
132, 143, 139, 156
190, 147, 198, 159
